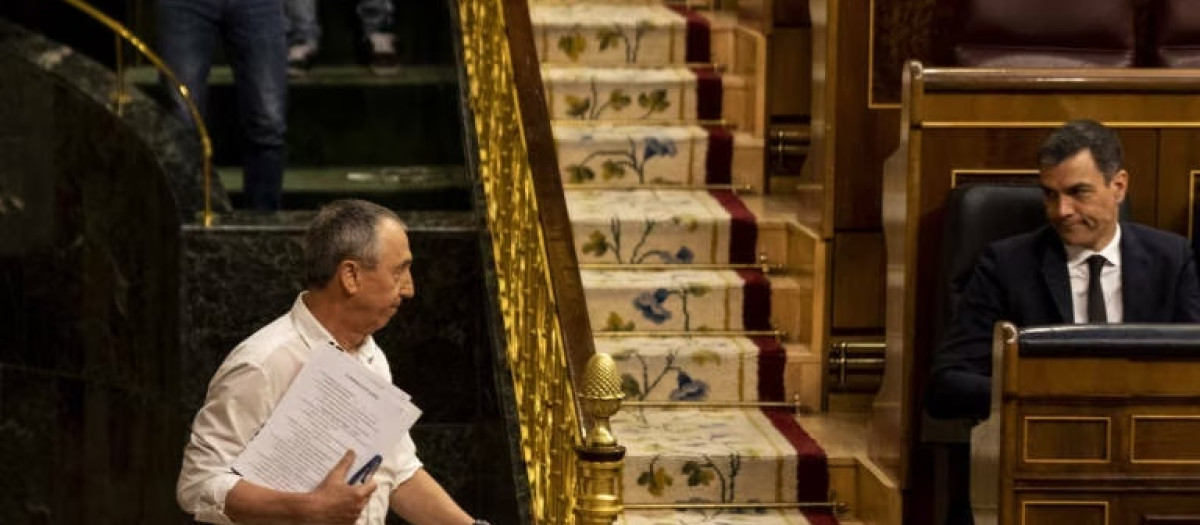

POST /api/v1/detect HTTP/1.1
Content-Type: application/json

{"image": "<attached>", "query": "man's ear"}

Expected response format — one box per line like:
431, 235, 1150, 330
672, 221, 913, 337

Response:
1111, 169, 1129, 202
337, 260, 360, 294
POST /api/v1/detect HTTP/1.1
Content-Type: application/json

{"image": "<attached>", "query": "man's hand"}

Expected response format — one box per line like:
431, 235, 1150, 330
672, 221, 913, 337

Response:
306, 450, 378, 524
225, 449, 378, 524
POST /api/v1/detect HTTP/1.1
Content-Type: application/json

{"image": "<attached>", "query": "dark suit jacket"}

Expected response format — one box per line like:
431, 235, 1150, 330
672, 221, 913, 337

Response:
928, 222, 1200, 420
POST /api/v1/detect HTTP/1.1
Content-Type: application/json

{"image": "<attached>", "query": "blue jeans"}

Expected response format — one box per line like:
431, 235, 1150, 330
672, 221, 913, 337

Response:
285, 0, 394, 49
157, 0, 288, 211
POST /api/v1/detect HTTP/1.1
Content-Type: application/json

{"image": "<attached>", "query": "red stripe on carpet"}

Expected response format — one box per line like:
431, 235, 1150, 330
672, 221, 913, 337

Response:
801, 510, 841, 525
736, 269, 770, 331
666, 6, 712, 63
704, 125, 733, 185
710, 190, 757, 264
752, 336, 786, 402
691, 66, 723, 121
762, 408, 832, 506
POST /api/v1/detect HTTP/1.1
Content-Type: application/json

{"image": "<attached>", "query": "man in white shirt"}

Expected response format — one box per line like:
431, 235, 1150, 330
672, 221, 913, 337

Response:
177, 199, 484, 525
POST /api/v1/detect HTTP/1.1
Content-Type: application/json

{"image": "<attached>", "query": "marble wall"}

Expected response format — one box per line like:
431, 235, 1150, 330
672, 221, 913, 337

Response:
0, 19, 214, 524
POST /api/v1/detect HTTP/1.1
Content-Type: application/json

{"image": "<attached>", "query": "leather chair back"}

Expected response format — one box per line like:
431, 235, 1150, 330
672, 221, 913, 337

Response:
954, 0, 1137, 67
933, 184, 1046, 343
1151, 0, 1200, 67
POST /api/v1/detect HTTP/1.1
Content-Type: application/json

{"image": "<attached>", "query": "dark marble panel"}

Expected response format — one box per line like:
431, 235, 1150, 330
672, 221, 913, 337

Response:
0, 367, 189, 524
179, 213, 487, 423
471, 418, 529, 525
0, 368, 86, 525
0, 19, 228, 220
404, 420, 523, 525
0, 52, 184, 392
0, 20, 216, 525
382, 231, 484, 423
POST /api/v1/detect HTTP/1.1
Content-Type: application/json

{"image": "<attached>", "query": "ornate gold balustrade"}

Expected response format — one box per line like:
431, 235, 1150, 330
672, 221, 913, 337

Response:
457, 1, 625, 523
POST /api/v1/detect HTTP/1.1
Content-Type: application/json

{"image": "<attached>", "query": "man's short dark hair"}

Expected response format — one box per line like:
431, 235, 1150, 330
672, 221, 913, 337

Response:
1037, 119, 1124, 182
303, 199, 404, 288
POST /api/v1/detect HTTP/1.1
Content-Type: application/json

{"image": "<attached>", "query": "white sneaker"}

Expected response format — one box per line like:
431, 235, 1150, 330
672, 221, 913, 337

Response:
366, 33, 399, 76
287, 43, 316, 77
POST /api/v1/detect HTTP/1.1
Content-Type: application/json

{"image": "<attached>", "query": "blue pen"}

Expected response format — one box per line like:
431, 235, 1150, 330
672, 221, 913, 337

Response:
348, 454, 382, 485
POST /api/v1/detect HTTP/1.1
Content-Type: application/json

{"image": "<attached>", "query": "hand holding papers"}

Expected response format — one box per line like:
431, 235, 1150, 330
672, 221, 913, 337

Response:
232, 346, 421, 492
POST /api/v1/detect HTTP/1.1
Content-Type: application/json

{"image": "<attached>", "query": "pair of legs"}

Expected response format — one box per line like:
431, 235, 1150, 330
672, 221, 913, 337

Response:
284, 0, 397, 73
156, 0, 288, 211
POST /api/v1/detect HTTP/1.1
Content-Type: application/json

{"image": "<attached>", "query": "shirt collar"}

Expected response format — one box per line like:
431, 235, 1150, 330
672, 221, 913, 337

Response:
1064, 223, 1122, 268
290, 292, 380, 363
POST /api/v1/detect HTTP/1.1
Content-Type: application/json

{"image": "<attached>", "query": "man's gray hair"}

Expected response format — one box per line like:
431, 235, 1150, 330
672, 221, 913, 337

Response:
303, 199, 404, 288
1037, 119, 1124, 183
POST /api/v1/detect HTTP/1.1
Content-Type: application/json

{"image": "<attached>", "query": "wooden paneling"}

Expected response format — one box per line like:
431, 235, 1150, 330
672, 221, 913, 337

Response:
986, 332, 1200, 525
1023, 418, 1110, 463
737, 0, 812, 30
1131, 416, 1200, 463
1021, 501, 1108, 525
831, 231, 884, 329
831, 0, 898, 231
914, 127, 1159, 233
767, 28, 812, 118
1155, 130, 1200, 237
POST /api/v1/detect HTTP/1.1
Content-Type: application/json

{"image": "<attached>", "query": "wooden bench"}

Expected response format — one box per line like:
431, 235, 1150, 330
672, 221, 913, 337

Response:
973, 323, 1200, 525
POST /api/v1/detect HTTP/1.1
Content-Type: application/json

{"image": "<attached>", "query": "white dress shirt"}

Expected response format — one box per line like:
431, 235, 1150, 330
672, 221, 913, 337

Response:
1065, 225, 1123, 323
177, 293, 422, 524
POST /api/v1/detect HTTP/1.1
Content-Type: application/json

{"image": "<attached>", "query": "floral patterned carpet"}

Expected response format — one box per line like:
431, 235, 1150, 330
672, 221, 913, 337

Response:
529, 1, 836, 523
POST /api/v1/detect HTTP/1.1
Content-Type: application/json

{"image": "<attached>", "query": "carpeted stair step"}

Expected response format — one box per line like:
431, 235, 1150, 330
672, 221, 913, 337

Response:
531, 3, 706, 67
128, 65, 462, 167
554, 124, 733, 186
581, 269, 807, 333
542, 65, 721, 122
217, 165, 470, 211
596, 336, 788, 403
614, 407, 830, 505
567, 189, 762, 265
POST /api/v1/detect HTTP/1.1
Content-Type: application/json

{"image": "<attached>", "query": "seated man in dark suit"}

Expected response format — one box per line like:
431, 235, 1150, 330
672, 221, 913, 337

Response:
927, 119, 1200, 525
929, 118, 1200, 421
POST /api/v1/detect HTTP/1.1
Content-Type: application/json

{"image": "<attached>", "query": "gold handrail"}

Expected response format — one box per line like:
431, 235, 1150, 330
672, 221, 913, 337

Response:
60, 0, 215, 226
460, 0, 592, 522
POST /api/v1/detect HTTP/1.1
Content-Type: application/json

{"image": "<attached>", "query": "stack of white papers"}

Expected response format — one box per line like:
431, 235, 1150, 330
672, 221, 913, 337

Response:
232, 346, 422, 491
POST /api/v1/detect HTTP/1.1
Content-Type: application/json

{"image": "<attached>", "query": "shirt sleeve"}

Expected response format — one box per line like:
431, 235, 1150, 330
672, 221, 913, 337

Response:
177, 361, 277, 524
380, 431, 424, 487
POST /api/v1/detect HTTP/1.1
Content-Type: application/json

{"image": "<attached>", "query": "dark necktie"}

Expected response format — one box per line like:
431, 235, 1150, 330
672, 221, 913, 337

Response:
1087, 254, 1107, 323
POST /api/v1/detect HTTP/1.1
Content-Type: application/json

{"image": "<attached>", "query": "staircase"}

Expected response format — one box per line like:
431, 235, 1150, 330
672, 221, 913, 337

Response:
130, 0, 469, 211
527, 2, 845, 523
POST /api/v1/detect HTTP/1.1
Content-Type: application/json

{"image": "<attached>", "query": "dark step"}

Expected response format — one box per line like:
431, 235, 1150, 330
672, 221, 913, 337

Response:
128, 0, 454, 66
217, 165, 471, 211
130, 65, 463, 167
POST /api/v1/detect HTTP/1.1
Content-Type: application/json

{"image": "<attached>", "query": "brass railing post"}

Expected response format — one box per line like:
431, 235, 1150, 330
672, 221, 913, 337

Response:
574, 354, 625, 525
